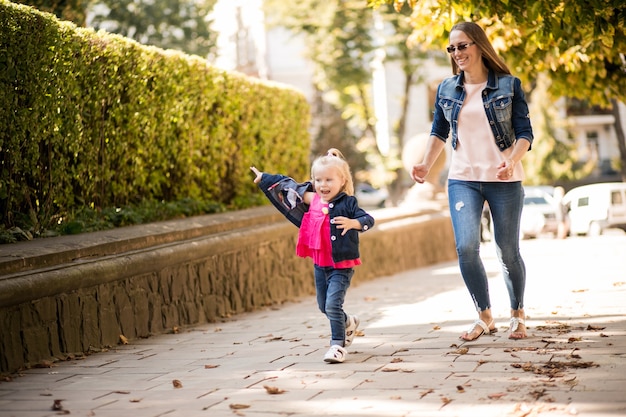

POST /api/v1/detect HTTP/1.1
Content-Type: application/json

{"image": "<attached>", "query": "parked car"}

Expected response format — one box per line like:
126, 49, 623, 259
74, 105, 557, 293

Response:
355, 183, 388, 208
562, 182, 626, 236
520, 188, 559, 239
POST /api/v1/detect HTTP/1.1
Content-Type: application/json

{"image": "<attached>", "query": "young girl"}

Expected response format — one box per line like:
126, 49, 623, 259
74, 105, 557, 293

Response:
251, 149, 374, 363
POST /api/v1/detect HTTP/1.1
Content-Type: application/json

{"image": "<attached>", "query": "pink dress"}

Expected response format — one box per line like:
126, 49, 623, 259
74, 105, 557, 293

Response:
297, 194, 360, 268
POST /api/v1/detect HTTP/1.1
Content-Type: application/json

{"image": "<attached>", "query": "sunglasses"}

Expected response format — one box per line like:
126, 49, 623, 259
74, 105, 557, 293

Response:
446, 42, 475, 54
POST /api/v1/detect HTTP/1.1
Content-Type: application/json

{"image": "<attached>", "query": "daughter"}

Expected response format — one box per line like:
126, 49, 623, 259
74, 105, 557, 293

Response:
251, 149, 374, 363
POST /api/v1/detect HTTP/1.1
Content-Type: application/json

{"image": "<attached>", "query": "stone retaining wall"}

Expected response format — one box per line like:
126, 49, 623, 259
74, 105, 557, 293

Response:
0, 205, 456, 374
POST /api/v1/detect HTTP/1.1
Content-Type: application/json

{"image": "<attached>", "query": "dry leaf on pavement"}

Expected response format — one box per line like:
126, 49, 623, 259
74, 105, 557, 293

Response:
230, 403, 251, 409
420, 388, 434, 398
263, 385, 286, 394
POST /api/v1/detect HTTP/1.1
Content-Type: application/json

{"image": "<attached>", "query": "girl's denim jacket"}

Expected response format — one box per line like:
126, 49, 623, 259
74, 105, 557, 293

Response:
257, 173, 374, 263
431, 69, 534, 151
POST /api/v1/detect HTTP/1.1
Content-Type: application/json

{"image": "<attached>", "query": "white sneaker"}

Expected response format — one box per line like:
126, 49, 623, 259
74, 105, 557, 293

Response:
323, 345, 347, 363
344, 315, 360, 347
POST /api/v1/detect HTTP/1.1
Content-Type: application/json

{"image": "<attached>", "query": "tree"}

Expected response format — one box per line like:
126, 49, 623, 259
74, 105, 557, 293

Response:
88, 0, 218, 58
13, 0, 87, 25
370, 0, 626, 181
263, 0, 434, 192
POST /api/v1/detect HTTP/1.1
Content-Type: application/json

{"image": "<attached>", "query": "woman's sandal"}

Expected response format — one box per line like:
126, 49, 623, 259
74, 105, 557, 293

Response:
459, 319, 497, 341
508, 317, 527, 339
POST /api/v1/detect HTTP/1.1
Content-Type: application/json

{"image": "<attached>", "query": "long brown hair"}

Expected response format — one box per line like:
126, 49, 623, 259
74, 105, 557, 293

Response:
449, 21, 510, 76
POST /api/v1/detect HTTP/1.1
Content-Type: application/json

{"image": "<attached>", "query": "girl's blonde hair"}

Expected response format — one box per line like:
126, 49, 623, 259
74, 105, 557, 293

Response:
449, 21, 510, 76
311, 148, 355, 196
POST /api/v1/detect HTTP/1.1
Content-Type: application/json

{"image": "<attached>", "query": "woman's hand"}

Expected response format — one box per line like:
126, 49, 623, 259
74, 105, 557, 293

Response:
496, 159, 515, 180
250, 166, 263, 184
410, 164, 430, 184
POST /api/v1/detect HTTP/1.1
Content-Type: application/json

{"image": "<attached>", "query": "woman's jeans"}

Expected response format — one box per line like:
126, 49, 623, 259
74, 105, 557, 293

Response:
448, 180, 526, 312
314, 265, 354, 347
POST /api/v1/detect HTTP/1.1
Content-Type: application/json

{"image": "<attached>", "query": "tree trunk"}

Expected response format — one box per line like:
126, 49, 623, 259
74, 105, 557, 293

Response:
611, 99, 626, 182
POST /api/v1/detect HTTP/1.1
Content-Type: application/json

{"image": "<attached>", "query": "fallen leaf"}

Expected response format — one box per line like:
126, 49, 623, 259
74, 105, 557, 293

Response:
568, 337, 582, 343
35, 360, 54, 368
130, 398, 142, 403
420, 388, 434, 398
263, 385, 286, 394
266, 336, 283, 342
391, 358, 403, 363
172, 326, 179, 334
586, 325, 606, 331
452, 347, 469, 355
440, 396, 452, 406
488, 392, 507, 399
172, 379, 183, 388
205, 364, 219, 369
456, 385, 465, 393
119, 335, 129, 345
113, 390, 130, 394
572, 288, 588, 293
432, 325, 441, 330
52, 399, 64, 411
390, 395, 402, 400
229, 403, 250, 410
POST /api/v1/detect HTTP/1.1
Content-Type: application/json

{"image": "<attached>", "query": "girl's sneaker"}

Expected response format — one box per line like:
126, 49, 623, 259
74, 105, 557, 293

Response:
323, 345, 347, 363
345, 315, 360, 347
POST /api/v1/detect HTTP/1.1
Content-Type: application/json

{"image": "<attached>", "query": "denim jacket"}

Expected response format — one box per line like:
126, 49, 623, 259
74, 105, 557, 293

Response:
257, 173, 374, 263
430, 69, 533, 151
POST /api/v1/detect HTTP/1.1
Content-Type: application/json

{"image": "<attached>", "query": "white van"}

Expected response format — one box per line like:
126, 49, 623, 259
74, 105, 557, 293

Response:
562, 182, 626, 236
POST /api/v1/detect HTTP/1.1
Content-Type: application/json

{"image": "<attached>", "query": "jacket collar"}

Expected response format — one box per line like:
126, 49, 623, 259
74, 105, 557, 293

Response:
455, 68, 499, 90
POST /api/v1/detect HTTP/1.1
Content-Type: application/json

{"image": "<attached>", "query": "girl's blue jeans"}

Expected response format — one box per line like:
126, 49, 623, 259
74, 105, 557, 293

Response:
314, 265, 354, 347
447, 180, 526, 312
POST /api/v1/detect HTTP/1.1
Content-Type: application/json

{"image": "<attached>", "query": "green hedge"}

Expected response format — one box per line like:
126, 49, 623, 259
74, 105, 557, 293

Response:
0, 0, 311, 235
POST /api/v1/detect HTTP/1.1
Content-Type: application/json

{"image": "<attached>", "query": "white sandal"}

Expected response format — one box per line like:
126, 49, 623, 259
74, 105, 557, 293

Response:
460, 319, 496, 341
509, 317, 527, 339
323, 345, 347, 363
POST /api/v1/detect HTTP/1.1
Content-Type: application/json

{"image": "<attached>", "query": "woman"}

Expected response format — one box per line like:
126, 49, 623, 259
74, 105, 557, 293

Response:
411, 21, 533, 341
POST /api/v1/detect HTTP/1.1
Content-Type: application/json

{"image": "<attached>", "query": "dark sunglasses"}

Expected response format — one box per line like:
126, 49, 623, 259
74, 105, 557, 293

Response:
446, 42, 475, 54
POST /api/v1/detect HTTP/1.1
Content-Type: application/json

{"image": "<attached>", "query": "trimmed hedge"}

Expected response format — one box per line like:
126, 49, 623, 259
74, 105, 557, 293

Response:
0, 0, 311, 235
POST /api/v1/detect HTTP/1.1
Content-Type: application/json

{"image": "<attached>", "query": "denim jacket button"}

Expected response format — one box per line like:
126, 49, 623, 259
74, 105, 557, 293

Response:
330, 218, 335, 224
328, 203, 334, 209
331, 235, 337, 241
363, 225, 369, 231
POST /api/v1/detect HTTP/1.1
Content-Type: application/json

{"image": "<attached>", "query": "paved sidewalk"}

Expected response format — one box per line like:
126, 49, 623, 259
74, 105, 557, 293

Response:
1, 234, 625, 417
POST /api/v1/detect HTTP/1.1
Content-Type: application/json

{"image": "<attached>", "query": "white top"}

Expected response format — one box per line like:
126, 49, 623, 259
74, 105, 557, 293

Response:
448, 81, 524, 182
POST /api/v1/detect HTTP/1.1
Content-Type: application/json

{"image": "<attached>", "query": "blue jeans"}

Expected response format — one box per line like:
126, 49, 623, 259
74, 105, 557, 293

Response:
448, 180, 526, 312
314, 265, 354, 347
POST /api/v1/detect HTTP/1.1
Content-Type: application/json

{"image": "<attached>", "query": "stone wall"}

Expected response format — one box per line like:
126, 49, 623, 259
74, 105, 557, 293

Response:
0, 205, 456, 374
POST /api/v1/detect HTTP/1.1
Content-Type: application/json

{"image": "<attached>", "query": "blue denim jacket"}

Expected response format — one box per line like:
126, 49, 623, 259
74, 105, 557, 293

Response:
430, 69, 533, 151
257, 173, 374, 263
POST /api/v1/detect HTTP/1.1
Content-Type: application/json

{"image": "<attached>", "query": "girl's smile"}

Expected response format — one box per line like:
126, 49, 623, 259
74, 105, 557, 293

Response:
313, 166, 345, 203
